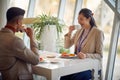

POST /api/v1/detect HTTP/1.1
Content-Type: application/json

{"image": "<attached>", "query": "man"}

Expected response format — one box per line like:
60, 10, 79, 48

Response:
0, 7, 39, 80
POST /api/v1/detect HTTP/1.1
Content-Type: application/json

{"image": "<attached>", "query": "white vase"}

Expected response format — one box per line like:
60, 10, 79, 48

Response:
40, 25, 57, 52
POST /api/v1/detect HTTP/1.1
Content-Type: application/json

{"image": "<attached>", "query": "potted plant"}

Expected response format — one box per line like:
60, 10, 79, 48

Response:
31, 14, 65, 52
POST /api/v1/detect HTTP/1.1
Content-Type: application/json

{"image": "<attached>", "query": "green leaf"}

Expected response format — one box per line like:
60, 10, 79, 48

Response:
31, 14, 66, 41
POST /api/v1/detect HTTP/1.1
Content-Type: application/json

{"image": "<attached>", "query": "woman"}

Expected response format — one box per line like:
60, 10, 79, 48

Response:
60, 8, 104, 80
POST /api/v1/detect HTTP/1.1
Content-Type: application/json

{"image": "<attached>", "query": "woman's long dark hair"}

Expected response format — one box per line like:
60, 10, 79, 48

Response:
79, 8, 97, 27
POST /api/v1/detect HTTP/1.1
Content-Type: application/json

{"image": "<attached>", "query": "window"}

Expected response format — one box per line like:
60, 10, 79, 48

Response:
63, 0, 76, 25
9, 0, 29, 18
113, 33, 120, 80
34, 0, 60, 17
109, 0, 116, 7
117, 0, 120, 13
9, 0, 30, 39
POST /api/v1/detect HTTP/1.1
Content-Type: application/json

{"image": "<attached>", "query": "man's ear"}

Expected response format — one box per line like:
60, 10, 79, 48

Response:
16, 19, 19, 25
16, 19, 21, 25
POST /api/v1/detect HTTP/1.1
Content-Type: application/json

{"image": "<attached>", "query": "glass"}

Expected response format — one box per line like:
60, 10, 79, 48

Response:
117, 0, 120, 13
113, 33, 120, 80
63, 0, 76, 25
109, 0, 116, 7
34, 0, 59, 17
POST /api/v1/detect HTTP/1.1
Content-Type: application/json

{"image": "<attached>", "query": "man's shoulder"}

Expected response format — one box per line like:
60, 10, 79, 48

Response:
12, 36, 25, 49
13, 36, 23, 43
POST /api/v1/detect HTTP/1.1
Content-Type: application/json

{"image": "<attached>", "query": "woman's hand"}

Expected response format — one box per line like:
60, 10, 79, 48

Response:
68, 25, 75, 33
77, 52, 87, 59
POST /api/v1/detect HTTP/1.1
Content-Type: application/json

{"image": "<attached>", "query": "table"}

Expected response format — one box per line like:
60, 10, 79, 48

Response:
33, 51, 100, 80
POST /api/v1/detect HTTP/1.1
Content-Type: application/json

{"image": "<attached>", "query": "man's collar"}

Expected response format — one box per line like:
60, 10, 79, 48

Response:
5, 25, 16, 33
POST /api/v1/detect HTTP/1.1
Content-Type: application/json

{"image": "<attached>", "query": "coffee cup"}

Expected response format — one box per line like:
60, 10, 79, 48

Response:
74, 25, 80, 30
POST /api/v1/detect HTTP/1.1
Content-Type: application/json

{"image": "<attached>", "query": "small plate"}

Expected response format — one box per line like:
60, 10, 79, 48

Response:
50, 61, 59, 64
47, 55, 56, 58
50, 59, 60, 64
60, 55, 77, 58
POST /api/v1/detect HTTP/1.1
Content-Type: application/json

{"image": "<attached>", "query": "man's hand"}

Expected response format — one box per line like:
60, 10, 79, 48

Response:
77, 52, 87, 59
25, 27, 34, 39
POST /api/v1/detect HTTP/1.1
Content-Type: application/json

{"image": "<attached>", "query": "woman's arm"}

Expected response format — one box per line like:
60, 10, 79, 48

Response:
64, 32, 74, 48
64, 26, 76, 48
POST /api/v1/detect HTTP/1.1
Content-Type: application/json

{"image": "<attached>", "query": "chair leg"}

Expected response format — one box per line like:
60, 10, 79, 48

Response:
0, 72, 2, 80
0, 76, 2, 80
91, 69, 95, 80
98, 70, 103, 80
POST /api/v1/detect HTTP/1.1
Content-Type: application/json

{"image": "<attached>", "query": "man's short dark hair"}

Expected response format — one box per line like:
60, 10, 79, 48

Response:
6, 7, 25, 22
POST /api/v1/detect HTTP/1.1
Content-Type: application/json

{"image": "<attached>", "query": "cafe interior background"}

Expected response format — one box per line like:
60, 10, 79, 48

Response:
0, 0, 120, 80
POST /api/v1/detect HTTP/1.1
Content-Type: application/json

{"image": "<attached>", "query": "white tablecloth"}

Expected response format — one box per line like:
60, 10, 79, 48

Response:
33, 51, 101, 80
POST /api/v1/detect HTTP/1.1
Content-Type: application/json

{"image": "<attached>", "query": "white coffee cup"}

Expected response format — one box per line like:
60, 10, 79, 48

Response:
74, 25, 80, 30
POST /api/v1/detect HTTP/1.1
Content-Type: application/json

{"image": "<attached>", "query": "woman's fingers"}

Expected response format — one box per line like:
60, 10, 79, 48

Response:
77, 52, 86, 59
69, 25, 75, 32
